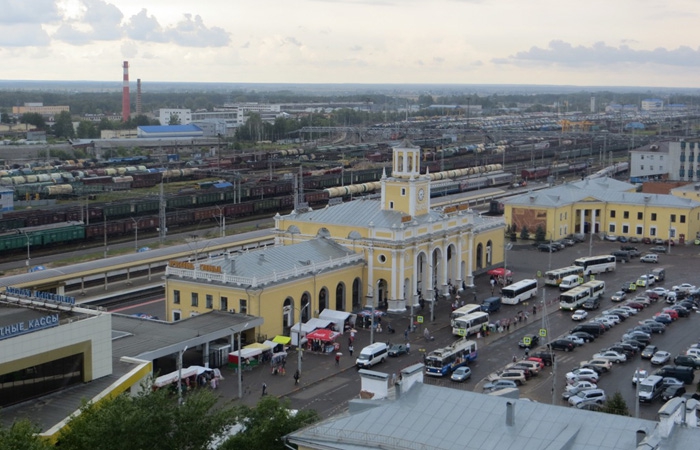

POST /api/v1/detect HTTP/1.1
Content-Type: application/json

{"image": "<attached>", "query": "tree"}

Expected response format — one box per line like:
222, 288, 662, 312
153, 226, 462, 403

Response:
52, 111, 75, 139
602, 391, 630, 416
519, 226, 530, 241
20, 113, 46, 130
168, 114, 181, 125
0, 419, 52, 450
0, 112, 10, 124
535, 225, 546, 243
220, 396, 319, 450
57, 385, 237, 450
76, 120, 99, 138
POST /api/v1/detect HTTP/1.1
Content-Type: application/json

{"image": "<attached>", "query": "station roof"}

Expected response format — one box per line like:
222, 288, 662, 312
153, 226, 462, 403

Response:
137, 124, 203, 134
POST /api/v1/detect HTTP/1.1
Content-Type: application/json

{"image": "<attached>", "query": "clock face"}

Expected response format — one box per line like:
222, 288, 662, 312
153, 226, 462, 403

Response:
418, 188, 425, 201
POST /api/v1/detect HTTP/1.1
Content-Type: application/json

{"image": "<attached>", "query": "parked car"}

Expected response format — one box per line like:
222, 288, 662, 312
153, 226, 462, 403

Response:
565, 368, 599, 384
652, 238, 664, 245
638, 320, 666, 333
450, 366, 472, 382
611, 291, 627, 302
548, 339, 575, 352
608, 343, 636, 358
632, 369, 648, 385
563, 380, 598, 400
641, 345, 658, 359
640, 253, 659, 263
654, 313, 673, 324
623, 331, 651, 344
636, 275, 655, 287
621, 282, 637, 293
592, 351, 627, 363
672, 283, 697, 294
482, 379, 518, 393
580, 358, 613, 372
617, 236, 628, 243
662, 385, 686, 401
530, 351, 555, 366
669, 305, 689, 317
650, 246, 667, 253
621, 246, 641, 257
673, 354, 700, 369
604, 234, 618, 242
629, 237, 641, 243
626, 301, 647, 310
649, 287, 669, 298
651, 351, 672, 365
563, 335, 585, 346
486, 369, 526, 385
661, 309, 679, 320
570, 331, 596, 343
538, 243, 557, 252
568, 388, 607, 408
571, 310, 588, 321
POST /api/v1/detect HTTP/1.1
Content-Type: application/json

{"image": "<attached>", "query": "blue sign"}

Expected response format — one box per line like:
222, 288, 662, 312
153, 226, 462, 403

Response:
6, 286, 76, 306
0, 313, 59, 340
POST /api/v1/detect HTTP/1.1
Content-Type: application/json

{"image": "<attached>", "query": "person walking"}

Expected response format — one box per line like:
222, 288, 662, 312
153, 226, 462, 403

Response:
532, 305, 537, 315
335, 353, 340, 366
348, 344, 354, 357
406, 342, 411, 354
294, 370, 300, 385
262, 382, 267, 396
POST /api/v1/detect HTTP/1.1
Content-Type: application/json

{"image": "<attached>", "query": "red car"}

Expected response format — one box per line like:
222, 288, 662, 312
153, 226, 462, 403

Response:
645, 292, 660, 301
661, 309, 679, 320
527, 357, 545, 369
642, 237, 652, 244
625, 302, 645, 311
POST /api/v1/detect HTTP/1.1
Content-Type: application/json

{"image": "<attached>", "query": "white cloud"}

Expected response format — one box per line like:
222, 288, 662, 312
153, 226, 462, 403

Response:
124, 9, 167, 43
0, 23, 52, 46
0, 0, 61, 24
164, 14, 230, 47
52, 0, 123, 44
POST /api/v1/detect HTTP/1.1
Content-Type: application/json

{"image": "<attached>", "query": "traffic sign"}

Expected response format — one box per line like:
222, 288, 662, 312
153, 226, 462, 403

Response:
523, 336, 531, 346
417, 316, 424, 324
537, 270, 542, 278
458, 329, 466, 337
539, 328, 547, 337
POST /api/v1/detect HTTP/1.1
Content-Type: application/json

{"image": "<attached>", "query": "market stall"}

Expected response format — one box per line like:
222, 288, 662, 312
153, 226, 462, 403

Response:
153, 367, 198, 389
227, 347, 263, 369
305, 328, 341, 353
290, 318, 333, 346
319, 309, 356, 332
487, 267, 514, 286
357, 309, 386, 329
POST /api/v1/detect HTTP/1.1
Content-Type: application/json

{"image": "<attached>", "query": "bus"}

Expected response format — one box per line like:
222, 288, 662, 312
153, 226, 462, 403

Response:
449, 303, 482, 326
544, 266, 585, 287
425, 338, 478, 376
501, 279, 538, 305
559, 285, 591, 311
581, 280, 606, 300
573, 255, 616, 275
452, 311, 490, 337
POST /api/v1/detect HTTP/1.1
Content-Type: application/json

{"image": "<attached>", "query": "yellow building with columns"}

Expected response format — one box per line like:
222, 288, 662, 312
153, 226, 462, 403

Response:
164, 140, 505, 340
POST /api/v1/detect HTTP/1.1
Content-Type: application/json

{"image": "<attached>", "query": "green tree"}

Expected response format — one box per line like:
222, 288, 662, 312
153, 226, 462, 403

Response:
76, 120, 98, 138
20, 112, 46, 129
57, 385, 236, 450
535, 225, 546, 243
601, 391, 630, 416
168, 114, 181, 125
0, 419, 52, 450
519, 226, 530, 241
52, 111, 75, 138
0, 112, 10, 124
221, 396, 319, 450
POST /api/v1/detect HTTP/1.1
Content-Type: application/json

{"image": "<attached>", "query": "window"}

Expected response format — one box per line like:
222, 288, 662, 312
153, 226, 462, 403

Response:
640, 165, 644, 170
650, 227, 657, 236
220, 296, 228, 311
610, 210, 616, 218
622, 225, 629, 233
206, 294, 213, 309
401, 188, 406, 196
651, 213, 657, 221
174, 290, 180, 304
608, 224, 616, 233
637, 212, 643, 220
671, 214, 676, 223
650, 166, 654, 170
623, 211, 629, 219
191, 293, 199, 307
239, 299, 247, 314
681, 215, 686, 223
636, 226, 643, 235
660, 155, 663, 160
650, 155, 654, 160
389, 201, 394, 209
641, 155, 645, 160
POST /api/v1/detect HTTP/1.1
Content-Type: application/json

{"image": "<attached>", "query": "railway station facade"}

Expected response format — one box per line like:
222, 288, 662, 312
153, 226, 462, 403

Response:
164, 140, 505, 340
503, 177, 700, 243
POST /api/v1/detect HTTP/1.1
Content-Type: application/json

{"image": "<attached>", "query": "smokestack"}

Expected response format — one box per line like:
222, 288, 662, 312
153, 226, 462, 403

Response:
122, 61, 130, 122
136, 78, 142, 116
506, 402, 515, 426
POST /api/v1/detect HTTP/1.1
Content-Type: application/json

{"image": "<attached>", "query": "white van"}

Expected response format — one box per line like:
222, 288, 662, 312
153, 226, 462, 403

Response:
356, 342, 388, 369
559, 275, 582, 291
638, 375, 664, 403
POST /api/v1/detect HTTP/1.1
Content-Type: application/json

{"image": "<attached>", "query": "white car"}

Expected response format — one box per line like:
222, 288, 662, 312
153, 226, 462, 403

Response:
632, 369, 648, 385
672, 283, 696, 293
617, 306, 638, 315
636, 275, 655, 287
593, 317, 615, 327
603, 315, 621, 325
592, 351, 627, 363
604, 234, 617, 241
572, 310, 588, 321
562, 380, 598, 399
648, 287, 668, 298
563, 335, 585, 346
650, 351, 671, 365
611, 291, 627, 302
566, 368, 600, 384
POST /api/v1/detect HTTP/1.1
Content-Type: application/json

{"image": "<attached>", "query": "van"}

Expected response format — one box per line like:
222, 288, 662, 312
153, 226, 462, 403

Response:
652, 268, 665, 282
655, 365, 695, 384
481, 296, 502, 313
637, 375, 664, 402
612, 250, 631, 263
571, 323, 603, 337
559, 275, 582, 291
640, 253, 658, 263
356, 342, 388, 369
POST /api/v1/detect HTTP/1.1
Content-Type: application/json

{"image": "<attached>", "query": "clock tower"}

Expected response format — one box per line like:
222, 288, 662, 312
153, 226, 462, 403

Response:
380, 140, 431, 216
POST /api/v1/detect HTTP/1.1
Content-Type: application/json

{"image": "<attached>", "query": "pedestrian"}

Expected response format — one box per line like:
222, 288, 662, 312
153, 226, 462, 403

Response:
533, 305, 537, 315
335, 353, 340, 366
404, 328, 409, 341
294, 370, 300, 385
406, 342, 411, 354
262, 382, 267, 396
490, 278, 496, 294
512, 355, 517, 363
473, 291, 477, 303
524, 312, 529, 322
349, 344, 354, 357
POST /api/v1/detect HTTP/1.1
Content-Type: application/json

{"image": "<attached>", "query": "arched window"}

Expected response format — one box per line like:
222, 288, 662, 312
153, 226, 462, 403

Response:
476, 243, 484, 269
301, 292, 311, 322
352, 278, 361, 308
319, 287, 329, 313
335, 282, 345, 310
283, 297, 294, 331
486, 240, 493, 265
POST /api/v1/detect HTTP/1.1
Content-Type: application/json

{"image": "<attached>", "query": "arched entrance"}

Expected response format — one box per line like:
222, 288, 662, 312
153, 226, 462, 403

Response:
352, 277, 361, 308
447, 243, 458, 283
319, 287, 329, 313
486, 240, 493, 266
335, 282, 345, 310
377, 279, 388, 308
301, 292, 311, 322
283, 297, 294, 334
431, 247, 443, 291
404, 278, 411, 302
416, 251, 428, 297
476, 243, 484, 269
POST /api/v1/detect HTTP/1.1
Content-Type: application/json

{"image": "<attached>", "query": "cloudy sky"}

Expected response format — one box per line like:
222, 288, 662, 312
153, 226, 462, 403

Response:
1, 0, 699, 87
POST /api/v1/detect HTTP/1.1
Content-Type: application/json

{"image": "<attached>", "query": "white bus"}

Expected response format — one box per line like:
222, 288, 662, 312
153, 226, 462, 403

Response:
452, 311, 490, 337
559, 285, 591, 311
581, 280, 606, 300
501, 279, 538, 305
544, 266, 585, 287
573, 255, 616, 275
449, 304, 482, 326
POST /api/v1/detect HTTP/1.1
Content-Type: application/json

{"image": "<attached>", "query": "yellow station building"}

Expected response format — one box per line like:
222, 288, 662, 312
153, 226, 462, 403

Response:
503, 177, 700, 243
165, 141, 505, 340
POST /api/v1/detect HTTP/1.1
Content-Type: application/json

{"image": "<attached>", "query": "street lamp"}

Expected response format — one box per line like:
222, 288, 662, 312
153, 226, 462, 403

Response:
130, 217, 138, 251
297, 303, 310, 376
504, 242, 513, 284
178, 345, 188, 406
20, 230, 30, 271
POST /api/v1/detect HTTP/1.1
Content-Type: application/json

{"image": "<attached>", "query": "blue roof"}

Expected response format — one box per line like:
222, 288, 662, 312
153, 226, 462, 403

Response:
138, 125, 202, 133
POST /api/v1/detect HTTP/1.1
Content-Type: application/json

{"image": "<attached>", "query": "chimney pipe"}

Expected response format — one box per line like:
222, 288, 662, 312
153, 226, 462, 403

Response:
122, 61, 130, 122
136, 78, 142, 116
506, 401, 514, 426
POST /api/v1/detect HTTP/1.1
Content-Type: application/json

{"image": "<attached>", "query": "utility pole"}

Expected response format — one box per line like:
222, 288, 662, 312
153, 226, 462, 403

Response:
159, 179, 166, 242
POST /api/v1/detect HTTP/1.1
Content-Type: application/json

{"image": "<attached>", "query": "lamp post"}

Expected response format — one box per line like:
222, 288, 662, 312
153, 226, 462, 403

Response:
130, 217, 138, 251
21, 230, 30, 271
297, 303, 310, 376
178, 345, 188, 406
504, 243, 513, 284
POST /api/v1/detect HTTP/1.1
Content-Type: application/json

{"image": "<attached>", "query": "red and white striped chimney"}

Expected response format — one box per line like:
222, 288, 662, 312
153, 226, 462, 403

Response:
122, 61, 130, 122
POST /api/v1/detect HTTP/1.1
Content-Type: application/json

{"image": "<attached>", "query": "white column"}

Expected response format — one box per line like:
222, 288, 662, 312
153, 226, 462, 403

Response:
413, 244, 420, 299
399, 249, 405, 300
592, 209, 597, 234
366, 246, 375, 308
466, 232, 475, 287
456, 232, 463, 291
441, 238, 449, 295
391, 249, 398, 300
427, 248, 434, 296
578, 209, 584, 234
